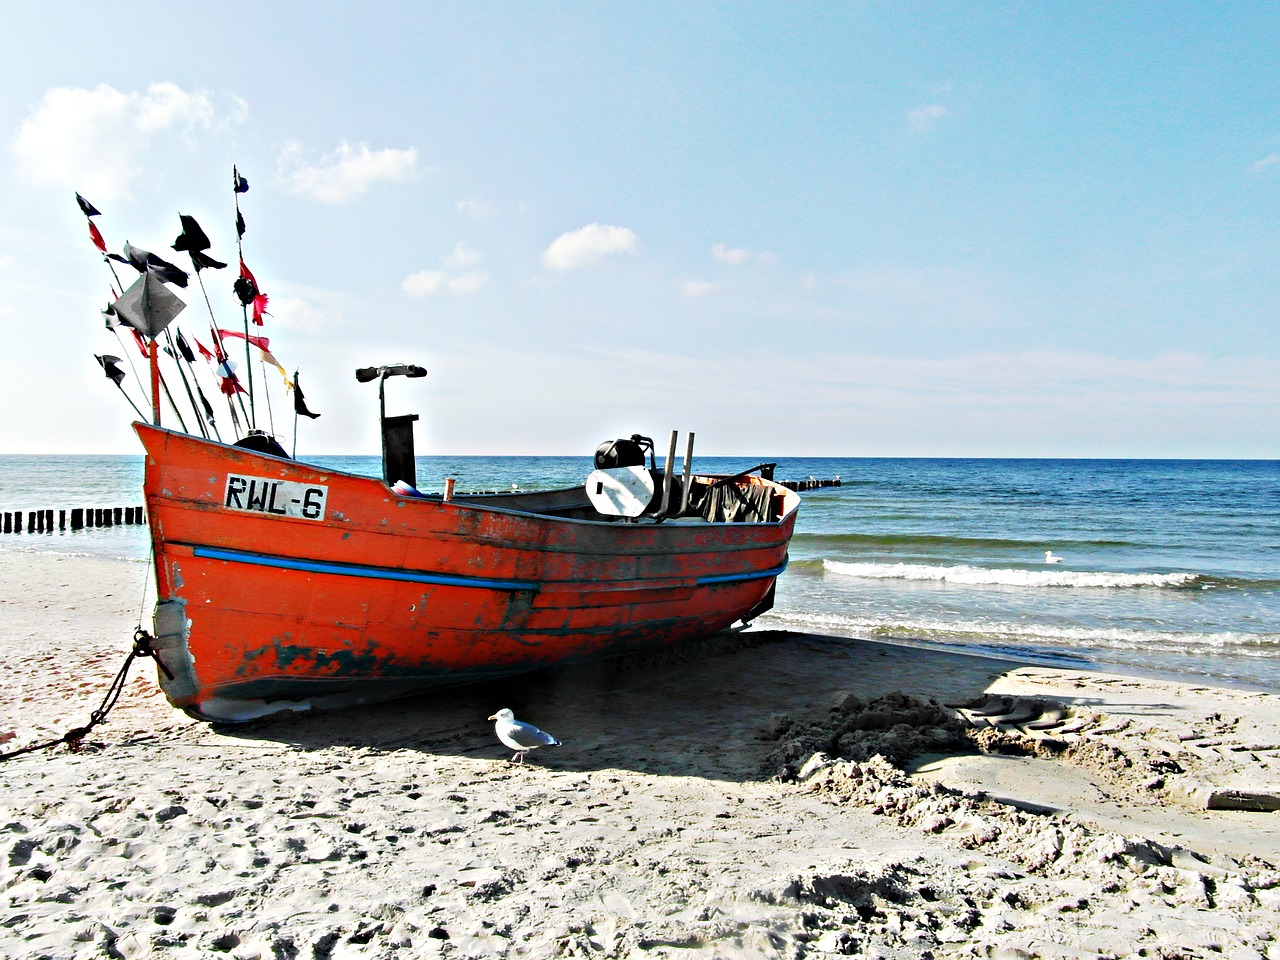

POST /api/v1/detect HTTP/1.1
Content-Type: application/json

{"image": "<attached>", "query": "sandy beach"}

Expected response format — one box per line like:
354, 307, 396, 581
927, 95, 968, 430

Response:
2, 550, 1278, 959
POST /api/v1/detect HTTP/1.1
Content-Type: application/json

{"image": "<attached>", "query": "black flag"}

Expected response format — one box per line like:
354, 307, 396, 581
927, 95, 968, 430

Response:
172, 216, 227, 271
123, 242, 190, 288
95, 354, 126, 386
175, 331, 197, 364
172, 214, 211, 252
236, 209, 246, 238
233, 167, 249, 193
76, 193, 102, 217
191, 250, 228, 271
293, 372, 321, 419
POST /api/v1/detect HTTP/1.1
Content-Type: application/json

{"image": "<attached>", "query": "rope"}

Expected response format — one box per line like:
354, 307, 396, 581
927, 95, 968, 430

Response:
0, 628, 169, 762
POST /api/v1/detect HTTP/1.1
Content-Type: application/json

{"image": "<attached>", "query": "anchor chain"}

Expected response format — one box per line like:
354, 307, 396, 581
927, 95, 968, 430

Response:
0, 628, 169, 762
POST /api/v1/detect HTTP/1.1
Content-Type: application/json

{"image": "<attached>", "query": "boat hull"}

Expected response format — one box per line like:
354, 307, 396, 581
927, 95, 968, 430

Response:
136, 424, 798, 721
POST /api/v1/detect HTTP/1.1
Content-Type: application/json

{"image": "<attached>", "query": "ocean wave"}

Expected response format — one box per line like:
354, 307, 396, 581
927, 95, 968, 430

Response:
822, 559, 1200, 589
763, 610, 1280, 653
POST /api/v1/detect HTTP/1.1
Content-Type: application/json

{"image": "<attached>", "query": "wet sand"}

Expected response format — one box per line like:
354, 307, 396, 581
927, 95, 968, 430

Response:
2, 550, 1278, 958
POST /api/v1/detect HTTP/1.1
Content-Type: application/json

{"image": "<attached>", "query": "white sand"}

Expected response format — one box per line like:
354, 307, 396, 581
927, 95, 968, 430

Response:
2, 550, 1278, 958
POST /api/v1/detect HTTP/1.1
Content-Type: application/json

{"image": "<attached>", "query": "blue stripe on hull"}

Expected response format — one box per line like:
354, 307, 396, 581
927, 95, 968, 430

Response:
189, 545, 786, 591
190, 545, 537, 592
696, 561, 788, 585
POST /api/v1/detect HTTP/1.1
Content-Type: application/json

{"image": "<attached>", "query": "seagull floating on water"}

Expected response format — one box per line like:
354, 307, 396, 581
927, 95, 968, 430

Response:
488, 708, 562, 764
1044, 551, 1064, 564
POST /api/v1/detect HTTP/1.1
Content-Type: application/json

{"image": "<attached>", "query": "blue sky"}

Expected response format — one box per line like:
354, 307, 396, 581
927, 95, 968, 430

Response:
1, 2, 1277, 456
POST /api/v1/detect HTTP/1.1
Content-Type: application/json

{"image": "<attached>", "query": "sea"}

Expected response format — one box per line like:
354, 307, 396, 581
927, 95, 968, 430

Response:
2, 454, 1277, 693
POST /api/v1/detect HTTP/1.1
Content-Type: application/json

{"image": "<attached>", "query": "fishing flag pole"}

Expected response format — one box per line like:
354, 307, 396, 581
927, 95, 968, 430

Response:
231, 167, 258, 430
173, 330, 223, 441
149, 340, 161, 424
77, 193, 193, 428
161, 329, 208, 438
166, 208, 250, 435
291, 370, 321, 457
94, 354, 148, 421
170, 213, 232, 440
193, 273, 250, 433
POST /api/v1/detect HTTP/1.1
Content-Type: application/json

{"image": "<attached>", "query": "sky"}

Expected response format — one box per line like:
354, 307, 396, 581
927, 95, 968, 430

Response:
1, 2, 1277, 457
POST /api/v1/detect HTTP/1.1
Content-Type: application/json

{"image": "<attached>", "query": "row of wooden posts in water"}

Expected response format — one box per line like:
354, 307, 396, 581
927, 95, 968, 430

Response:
778, 477, 842, 491
1, 507, 146, 534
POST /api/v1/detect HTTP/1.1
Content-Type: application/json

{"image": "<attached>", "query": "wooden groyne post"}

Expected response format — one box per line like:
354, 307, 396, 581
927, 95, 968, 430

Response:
1, 506, 146, 535
778, 477, 842, 491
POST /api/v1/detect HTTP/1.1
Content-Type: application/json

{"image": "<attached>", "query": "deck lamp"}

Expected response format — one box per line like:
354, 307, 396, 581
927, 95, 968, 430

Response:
355, 364, 428, 488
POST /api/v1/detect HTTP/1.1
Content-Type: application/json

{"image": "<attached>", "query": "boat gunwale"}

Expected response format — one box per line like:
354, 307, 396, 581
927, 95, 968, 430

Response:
135, 421, 801, 531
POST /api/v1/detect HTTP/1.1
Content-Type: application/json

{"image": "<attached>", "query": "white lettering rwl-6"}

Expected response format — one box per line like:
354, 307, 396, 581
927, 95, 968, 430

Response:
224, 474, 328, 521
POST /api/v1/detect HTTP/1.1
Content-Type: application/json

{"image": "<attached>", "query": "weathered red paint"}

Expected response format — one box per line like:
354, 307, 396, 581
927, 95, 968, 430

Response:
136, 424, 799, 722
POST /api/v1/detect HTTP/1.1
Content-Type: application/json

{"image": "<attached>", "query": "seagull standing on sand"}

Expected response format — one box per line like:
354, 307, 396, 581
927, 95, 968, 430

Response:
1044, 551, 1064, 564
488, 708, 562, 764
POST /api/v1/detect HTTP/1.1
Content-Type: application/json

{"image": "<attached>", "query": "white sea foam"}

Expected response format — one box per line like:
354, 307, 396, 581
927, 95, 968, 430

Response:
764, 609, 1280, 654
822, 560, 1198, 590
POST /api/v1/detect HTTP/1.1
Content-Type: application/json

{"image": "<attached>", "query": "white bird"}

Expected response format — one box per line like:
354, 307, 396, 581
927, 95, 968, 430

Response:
488, 708, 562, 764
1044, 551, 1064, 564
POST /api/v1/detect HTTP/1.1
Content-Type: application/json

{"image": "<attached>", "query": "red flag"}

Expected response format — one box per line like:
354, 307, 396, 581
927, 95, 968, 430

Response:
209, 328, 229, 362
218, 375, 246, 397
128, 327, 148, 358
215, 357, 245, 396
192, 337, 215, 362
237, 259, 270, 325
88, 222, 107, 253
217, 328, 271, 352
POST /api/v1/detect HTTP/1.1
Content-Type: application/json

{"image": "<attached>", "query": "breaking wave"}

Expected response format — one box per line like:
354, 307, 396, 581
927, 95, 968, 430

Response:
823, 560, 1201, 590
764, 610, 1280, 654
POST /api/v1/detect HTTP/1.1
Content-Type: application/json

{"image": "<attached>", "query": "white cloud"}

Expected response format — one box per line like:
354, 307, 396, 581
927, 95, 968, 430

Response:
712, 243, 750, 266
446, 270, 489, 294
711, 242, 774, 267
907, 103, 949, 132
13, 82, 228, 200
456, 198, 497, 218
681, 280, 718, 298
0, 256, 13, 270
442, 241, 481, 270
402, 244, 488, 298
402, 269, 448, 298
278, 140, 418, 203
265, 288, 348, 334
1250, 153, 1280, 173
542, 223, 639, 270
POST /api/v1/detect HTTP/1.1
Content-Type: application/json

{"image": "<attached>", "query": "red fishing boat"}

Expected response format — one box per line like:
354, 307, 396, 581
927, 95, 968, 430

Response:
138, 412, 798, 722
78, 179, 799, 723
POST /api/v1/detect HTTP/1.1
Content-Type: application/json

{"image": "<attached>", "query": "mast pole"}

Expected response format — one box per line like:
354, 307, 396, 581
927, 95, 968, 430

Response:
149, 340, 161, 425
194, 268, 249, 434
232, 167, 256, 430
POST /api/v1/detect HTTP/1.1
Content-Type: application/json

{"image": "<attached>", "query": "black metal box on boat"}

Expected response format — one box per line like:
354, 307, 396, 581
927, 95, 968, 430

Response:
383, 414, 420, 488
